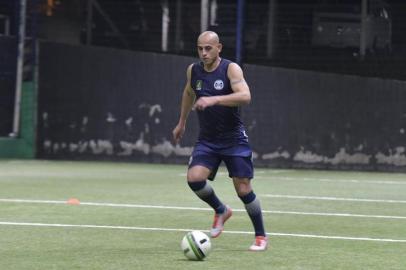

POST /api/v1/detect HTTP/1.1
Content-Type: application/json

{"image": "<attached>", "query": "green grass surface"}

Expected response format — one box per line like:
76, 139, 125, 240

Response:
0, 160, 405, 270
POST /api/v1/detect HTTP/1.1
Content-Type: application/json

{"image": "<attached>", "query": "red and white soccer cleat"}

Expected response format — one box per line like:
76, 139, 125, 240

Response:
210, 206, 232, 238
249, 236, 268, 251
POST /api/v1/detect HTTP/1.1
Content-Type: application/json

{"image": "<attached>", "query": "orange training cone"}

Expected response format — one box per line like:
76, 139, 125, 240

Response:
67, 198, 80, 205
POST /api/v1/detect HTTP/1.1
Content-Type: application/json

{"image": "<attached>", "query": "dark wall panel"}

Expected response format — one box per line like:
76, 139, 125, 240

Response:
0, 36, 16, 136
244, 64, 406, 170
38, 42, 406, 171
38, 42, 199, 162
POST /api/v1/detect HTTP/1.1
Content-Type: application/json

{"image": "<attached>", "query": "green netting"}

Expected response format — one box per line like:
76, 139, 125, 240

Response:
0, 81, 36, 158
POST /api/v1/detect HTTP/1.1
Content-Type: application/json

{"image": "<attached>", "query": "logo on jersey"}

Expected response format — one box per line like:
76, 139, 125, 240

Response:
214, 80, 224, 90
196, 80, 202, 91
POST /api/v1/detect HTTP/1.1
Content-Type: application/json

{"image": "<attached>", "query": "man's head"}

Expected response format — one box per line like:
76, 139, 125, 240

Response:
197, 31, 222, 67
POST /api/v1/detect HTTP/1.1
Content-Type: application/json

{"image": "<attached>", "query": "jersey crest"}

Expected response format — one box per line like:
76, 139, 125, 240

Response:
214, 79, 224, 90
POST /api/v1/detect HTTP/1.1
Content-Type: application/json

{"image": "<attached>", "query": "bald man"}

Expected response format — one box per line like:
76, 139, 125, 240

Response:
172, 31, 267, 251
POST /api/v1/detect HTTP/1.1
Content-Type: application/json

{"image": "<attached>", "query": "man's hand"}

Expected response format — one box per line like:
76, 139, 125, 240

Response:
193, 96, 219, 111
172, 123, 186, 144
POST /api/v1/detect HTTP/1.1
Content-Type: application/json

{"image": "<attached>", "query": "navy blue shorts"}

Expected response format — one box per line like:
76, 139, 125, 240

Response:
188, 140, 254, 180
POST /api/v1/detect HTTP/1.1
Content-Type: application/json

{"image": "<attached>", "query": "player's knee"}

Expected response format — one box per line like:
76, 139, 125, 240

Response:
234, 180, 252, 196
236, 188, 252, 197
187, 166, 210, 182
187, 172, 204, 182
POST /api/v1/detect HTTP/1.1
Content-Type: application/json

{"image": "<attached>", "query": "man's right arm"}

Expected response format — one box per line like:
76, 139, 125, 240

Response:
172, 64, 195, 144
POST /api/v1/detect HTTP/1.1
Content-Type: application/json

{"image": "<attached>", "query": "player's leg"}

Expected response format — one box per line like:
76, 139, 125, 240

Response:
187, 154, 232, 238
224, 155, 268, 251
232, 177, 267, 251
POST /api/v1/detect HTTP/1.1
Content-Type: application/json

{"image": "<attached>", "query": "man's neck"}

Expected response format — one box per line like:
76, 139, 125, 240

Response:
204, 57, 221, 72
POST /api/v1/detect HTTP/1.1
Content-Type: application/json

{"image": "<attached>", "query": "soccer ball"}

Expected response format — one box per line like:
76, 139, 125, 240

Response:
181, 231, 212, 261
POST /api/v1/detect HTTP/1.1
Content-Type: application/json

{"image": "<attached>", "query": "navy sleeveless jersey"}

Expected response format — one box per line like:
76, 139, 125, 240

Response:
190, 58, 247, 143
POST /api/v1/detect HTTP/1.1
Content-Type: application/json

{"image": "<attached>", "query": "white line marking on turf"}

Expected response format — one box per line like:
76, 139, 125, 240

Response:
263, 210, 406, 219
0, 199, 66, 204
0, 221, 405, 243
261, 194, 406, 204
1, 198, 406, 220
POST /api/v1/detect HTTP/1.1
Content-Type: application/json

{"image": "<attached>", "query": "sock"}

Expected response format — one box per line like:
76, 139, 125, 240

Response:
188, 181, 225, 214
239, 191, 266, 237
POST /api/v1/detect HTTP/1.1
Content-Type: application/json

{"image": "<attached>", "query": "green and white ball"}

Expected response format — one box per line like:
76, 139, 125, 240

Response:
181, 231, 212, 261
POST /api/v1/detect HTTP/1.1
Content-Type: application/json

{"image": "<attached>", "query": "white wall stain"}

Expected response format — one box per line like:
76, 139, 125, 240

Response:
293, 148, 325, 163
327, 148, 371, 165
148, 104, 162, 117
118, 134, 150, 156
151, 139, 174, 157
106, 112, 116, 123
262, 147, 371, 165
262, 150, 290, 160
89, 140, 113, 155
375, 147, 406, 166
125, 117, 133, 127
40, 110, 406, 168
43, 137, 406, 167
173, 144, 194, 156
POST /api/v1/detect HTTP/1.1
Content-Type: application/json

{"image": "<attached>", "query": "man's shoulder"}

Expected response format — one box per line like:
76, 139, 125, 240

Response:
190, 61, 204, 72
221, 58, 233, 64
221, 59, 241, 73
191, 61, 203, 67
220, 58, 234, 67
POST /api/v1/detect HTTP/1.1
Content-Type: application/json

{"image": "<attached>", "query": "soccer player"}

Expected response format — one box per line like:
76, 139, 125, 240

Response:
172, 31, 267, 251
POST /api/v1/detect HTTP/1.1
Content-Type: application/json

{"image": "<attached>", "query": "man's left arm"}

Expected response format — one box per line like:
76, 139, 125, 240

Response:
225, 63, 251, 106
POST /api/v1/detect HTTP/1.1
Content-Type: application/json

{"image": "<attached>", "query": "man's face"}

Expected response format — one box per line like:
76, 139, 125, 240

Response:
197, 37, 222, 65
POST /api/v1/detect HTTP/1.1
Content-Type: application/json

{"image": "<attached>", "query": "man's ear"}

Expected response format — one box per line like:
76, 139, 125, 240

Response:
217, 43, 223, 53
